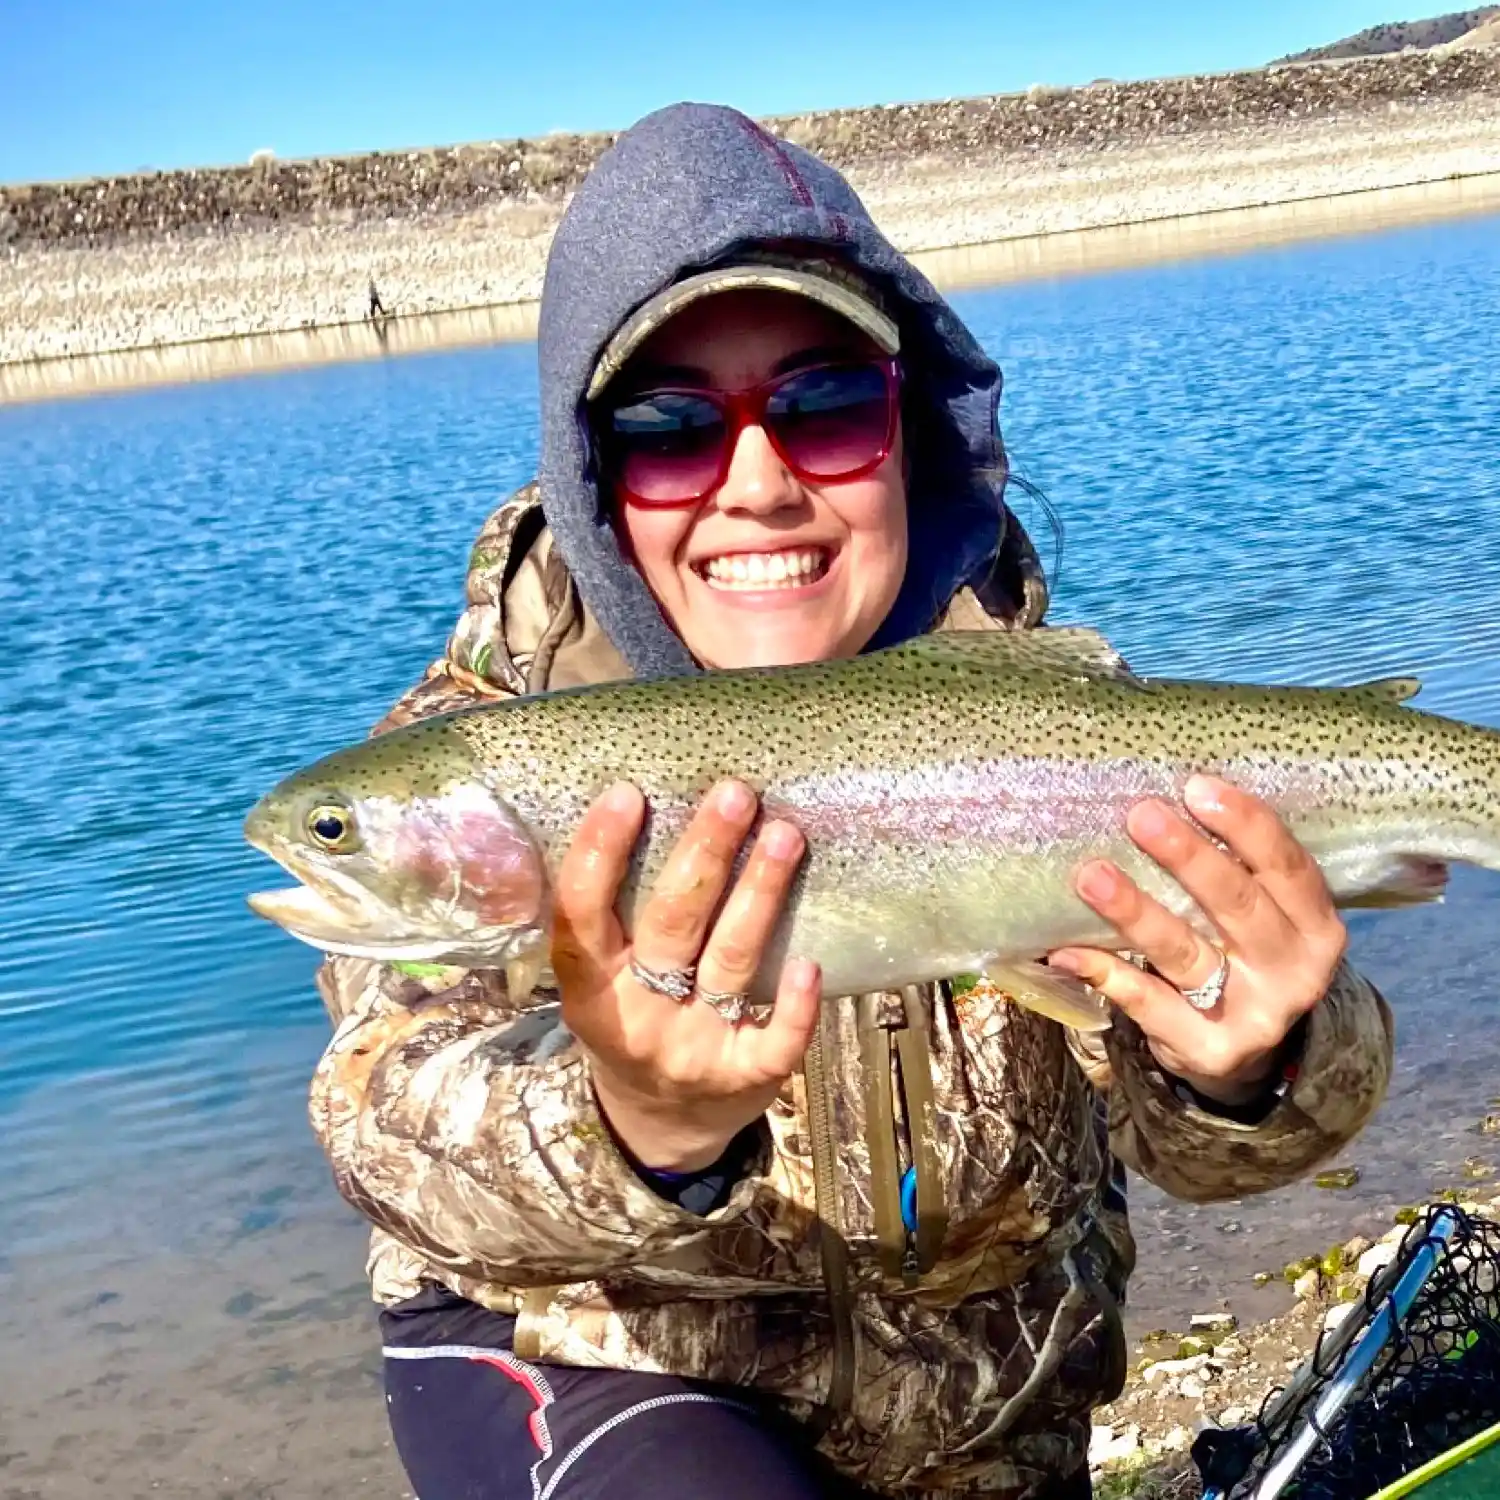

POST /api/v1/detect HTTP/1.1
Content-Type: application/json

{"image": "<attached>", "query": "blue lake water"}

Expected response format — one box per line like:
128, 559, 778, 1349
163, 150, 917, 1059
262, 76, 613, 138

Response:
3, 212, 1500, 1493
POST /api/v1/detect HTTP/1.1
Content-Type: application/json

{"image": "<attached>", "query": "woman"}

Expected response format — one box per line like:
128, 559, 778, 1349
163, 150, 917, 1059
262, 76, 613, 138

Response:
311, 102, 1394, 1500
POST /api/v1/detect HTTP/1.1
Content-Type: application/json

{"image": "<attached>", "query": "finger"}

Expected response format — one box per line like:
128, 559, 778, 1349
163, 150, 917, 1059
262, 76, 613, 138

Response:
747, 956, 821, 1079
1125, 797, 1293, 958
1184, 776, 1339, 938
1073, 858, 1224, 995
694, 821, 805, 1003
553, 782, 644, 978
632, 779, 758, 971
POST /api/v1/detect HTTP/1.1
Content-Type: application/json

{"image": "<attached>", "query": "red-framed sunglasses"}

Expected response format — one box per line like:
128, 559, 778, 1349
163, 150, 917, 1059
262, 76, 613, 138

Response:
599, 358, 901, 507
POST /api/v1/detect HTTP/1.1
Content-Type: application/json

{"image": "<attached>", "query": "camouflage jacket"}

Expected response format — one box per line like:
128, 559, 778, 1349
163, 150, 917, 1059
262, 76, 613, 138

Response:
310, 487, 1395, 1498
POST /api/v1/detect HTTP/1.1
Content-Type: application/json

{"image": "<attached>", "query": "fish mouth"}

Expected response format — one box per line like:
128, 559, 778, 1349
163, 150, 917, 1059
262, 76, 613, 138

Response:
246, 879, 422, 959
245, 833, 443, 958
247, 851, 546, 966
247, 882, 539, 965
248, 883, 373, 944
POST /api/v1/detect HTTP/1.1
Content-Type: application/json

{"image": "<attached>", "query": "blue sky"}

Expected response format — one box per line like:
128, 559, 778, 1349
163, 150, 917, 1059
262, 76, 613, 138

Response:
2, 1, 1419, 184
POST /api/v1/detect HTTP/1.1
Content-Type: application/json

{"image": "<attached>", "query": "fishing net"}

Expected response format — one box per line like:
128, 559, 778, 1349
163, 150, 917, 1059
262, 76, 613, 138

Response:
1194, 1204, 1500, 1499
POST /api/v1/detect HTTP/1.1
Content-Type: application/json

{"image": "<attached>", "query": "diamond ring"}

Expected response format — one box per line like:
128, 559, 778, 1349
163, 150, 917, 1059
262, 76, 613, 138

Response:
629, 957, 697, 1003
1181, 950, 1230, 1012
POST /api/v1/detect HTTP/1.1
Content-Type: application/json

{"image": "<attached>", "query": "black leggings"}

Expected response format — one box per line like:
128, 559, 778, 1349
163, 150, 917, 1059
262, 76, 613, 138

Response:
381, 1286, 1092, 1500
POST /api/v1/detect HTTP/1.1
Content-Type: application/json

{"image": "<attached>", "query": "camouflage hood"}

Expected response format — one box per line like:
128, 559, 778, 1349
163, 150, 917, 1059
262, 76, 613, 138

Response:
535, 100, 1044, 679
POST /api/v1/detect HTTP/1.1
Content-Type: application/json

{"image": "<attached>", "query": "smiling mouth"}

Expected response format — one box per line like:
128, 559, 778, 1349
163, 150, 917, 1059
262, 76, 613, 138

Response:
693, 546, 832, 591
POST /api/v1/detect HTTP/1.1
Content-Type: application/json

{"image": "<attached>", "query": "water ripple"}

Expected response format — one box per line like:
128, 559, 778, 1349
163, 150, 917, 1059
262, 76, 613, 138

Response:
3, 217, 1499, 1262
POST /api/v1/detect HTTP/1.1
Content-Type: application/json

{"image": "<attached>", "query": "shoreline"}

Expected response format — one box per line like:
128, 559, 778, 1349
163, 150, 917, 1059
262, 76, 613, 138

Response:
4, 46, 1500, 404
5, 167, 1499, 406
1091, 1190, 1500, 1495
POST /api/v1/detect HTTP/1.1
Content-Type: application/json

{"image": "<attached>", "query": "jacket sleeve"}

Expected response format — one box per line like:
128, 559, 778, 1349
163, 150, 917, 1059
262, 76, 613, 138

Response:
1068, 961, 1394, 1204
308, 954, 772, 1285
304, 662, 771, 1285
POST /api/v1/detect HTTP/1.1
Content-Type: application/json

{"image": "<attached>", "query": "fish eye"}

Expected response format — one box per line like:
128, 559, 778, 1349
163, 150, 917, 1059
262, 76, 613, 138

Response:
306, 804, 359, 852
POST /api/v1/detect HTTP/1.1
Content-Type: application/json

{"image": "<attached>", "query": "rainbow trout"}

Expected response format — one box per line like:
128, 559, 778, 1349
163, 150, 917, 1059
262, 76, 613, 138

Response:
244, 629, 1500, 1030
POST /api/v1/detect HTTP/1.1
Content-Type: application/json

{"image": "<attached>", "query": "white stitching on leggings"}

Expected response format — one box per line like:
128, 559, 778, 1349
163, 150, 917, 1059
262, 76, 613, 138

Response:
383, 1343, 558, 1500
538, 1392, 751, 1500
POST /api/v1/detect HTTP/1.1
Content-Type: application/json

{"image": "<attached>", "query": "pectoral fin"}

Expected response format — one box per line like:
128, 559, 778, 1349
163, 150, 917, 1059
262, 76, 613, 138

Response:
981, 960, 1113, 1033
506, 947, 547, 1007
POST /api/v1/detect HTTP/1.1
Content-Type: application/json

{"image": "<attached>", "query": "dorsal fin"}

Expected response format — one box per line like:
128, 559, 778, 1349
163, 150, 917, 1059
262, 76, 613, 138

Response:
891, 627, 1142, 685
1344, 675, 1422, 705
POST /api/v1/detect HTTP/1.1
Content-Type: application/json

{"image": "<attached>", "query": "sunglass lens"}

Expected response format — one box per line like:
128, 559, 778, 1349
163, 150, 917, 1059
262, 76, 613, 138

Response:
608, 392, 726, 503
766, 364, 892, 479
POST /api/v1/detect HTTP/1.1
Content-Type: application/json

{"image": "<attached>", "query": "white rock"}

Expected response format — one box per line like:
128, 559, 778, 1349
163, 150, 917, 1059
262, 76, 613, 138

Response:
1163, 1425, 1192, 1453
1215, 1337, 1248, 1358
1089, 1423, 1142, 1465
1143, 1354, 1212, 1385
1219, 1405, 1249, 1426
1294, 1268, 1322, 1300
1358, 1242, 1399, 1279
1180, 1376, 1207, 1400
1191, 1312, 1238, 1332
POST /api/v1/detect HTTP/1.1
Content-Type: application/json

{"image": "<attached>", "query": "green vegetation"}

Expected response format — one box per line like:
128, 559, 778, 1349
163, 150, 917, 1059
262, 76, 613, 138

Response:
1095, 1454, 1198, 1499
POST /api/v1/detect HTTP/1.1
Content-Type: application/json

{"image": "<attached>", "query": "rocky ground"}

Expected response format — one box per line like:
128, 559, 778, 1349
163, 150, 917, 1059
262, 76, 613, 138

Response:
3, 47, 1500, 377
1089, 1180, 1500, 1497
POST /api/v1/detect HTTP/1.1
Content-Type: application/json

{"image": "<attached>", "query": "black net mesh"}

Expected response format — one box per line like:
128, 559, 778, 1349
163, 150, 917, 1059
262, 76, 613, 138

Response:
1194, 1205, 1500, 1499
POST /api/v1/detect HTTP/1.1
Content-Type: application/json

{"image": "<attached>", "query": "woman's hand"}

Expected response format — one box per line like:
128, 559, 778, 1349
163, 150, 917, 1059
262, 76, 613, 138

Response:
1048, 774, 1347, 1107
551, 778, 820, 1172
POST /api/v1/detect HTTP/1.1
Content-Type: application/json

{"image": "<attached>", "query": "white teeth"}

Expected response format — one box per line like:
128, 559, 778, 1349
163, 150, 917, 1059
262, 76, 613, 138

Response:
700, 547, 829, 591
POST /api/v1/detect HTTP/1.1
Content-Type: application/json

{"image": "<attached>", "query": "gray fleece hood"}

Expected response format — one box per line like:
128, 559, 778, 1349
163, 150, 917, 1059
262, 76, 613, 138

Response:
536, 100, 1025, 678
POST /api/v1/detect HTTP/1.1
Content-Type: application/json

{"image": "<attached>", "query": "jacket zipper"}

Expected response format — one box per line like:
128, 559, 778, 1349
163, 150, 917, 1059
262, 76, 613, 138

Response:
803, 1003, 856, 1432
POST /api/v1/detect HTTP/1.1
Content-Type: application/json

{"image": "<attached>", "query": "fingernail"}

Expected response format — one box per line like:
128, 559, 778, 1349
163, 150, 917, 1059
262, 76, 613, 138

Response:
786, 957, 820, 991
603, 781, 639, 814
715, 779, 755, 819
1048, 951, 1085, 975
1077, 861, 1119, 904
1132, 800, 1170, 840
762, 821, 804, 860
1185, 775, 1225, 815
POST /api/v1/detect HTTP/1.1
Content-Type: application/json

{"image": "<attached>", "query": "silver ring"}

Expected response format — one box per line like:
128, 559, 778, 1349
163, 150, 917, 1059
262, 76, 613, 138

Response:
744, 998, 775, 1028
1181, 950, 1230, 1012
693, 990, 762, 1026
629, 957, 696, 1002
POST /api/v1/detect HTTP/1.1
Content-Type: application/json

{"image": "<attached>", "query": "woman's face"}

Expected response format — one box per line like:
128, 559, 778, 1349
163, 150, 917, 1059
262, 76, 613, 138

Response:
606, 289, 908, 670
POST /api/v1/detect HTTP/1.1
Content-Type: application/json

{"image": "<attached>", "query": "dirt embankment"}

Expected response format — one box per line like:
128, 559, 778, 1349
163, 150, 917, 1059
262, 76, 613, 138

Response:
1276, 6, 1500, 63
3, 47, 1497, 250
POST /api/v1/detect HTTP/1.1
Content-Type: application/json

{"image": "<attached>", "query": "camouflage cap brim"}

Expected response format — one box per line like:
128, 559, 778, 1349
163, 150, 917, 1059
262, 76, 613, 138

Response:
585, 261, 902, 403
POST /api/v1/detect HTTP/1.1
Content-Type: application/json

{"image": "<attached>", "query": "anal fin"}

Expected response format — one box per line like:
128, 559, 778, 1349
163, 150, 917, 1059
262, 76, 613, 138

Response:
1334, 853, 1450, 910
981, 960, 1113, 1033
1344, 852, 1446, 906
